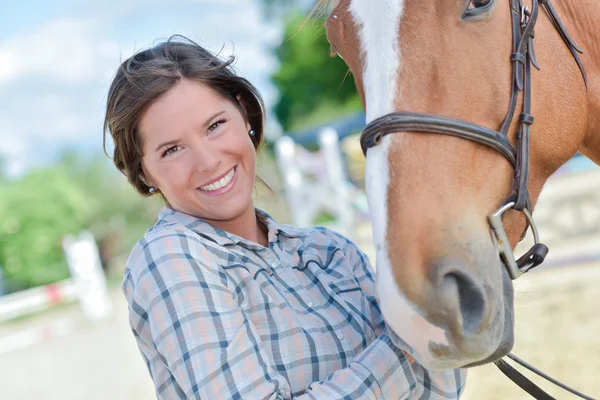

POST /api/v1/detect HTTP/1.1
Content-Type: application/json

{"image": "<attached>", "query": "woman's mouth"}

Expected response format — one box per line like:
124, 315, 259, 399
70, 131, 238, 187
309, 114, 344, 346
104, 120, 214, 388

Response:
197, 166, 237, 196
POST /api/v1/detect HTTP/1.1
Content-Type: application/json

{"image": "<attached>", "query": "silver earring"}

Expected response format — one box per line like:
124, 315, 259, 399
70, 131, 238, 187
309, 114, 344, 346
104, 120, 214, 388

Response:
149, 186, 157, 194
249, 129, 255, 137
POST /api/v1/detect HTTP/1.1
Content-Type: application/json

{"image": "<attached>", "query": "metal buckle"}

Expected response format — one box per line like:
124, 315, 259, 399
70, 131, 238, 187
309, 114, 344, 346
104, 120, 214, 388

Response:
488, 201, 545, 279
520, 5, 530, 26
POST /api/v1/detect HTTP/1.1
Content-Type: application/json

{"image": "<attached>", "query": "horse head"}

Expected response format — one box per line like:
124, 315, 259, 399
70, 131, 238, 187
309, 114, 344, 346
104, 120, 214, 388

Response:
320, 0, 599, 370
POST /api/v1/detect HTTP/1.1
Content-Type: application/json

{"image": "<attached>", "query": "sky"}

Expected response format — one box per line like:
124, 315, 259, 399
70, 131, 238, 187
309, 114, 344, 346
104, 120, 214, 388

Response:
0, 0, 285, 178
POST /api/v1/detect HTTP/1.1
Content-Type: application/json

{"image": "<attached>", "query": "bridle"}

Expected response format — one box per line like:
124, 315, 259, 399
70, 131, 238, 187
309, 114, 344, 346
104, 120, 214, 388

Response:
362, 0, 588, 281
359, 0, 593, 399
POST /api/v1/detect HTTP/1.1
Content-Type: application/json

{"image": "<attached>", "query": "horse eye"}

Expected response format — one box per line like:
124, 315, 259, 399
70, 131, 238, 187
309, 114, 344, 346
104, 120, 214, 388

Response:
469, 0, 492, 8
464, 0, 494, 17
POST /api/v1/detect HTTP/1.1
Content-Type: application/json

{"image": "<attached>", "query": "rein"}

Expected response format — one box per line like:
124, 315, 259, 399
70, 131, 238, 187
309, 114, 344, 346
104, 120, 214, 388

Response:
359, 0, 593, 398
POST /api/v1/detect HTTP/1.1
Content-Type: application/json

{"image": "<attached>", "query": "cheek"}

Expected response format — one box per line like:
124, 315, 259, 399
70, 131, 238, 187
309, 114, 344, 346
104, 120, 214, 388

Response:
158, 161, 192, 190
226, 129, 256, 170
244, 142, 257, 173
142, 159, 168, 187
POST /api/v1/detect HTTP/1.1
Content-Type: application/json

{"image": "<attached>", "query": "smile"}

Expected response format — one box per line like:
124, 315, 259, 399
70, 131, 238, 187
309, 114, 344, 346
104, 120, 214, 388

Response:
198, 166, 236, 192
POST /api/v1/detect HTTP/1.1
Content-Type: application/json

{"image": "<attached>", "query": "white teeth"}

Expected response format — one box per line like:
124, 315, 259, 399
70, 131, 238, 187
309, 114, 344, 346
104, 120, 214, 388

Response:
200, 167, 235, 192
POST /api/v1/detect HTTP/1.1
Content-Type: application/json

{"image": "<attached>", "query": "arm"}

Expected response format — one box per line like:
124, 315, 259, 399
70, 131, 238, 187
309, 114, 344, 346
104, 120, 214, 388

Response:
331, 232, 467, 399
124, 230, 418, 400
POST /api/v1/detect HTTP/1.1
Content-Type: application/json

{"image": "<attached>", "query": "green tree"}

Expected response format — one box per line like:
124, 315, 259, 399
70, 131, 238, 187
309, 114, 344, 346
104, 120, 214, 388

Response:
56, 150, 162, 270
0, 151, 161, 292
0, 166, 87, 290
271, 12, 361, 131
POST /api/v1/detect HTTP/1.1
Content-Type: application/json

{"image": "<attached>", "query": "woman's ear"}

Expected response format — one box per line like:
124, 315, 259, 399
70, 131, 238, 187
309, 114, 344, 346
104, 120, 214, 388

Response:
140, 167, 155, 188
236, 94, 245, 110
236, 94, 251, 130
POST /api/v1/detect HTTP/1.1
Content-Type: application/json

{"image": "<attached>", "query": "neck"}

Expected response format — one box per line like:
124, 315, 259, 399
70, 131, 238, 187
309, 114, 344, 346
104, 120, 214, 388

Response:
556, 0, 600, 163
206, 202, 268, 246
556, 0, 600, 71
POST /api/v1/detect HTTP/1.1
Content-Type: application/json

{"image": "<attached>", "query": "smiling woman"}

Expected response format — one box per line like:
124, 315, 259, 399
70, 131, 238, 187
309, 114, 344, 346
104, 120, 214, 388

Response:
137, 79, 261, 238
103, 35, 466, 399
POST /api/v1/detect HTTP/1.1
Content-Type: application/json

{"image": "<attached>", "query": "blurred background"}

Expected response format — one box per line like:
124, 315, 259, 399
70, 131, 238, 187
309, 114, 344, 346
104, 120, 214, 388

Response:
0, 0, 598, 399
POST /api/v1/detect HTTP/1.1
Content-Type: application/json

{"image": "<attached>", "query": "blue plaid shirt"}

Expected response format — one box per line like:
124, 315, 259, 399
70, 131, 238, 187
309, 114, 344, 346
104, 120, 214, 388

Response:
123, 207, 466, 399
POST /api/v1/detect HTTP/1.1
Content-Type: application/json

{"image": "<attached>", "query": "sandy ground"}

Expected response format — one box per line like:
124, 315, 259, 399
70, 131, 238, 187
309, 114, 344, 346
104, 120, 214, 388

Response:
0, 288, 156, 400
461, 262, 600, 400
0, 258, 598, 399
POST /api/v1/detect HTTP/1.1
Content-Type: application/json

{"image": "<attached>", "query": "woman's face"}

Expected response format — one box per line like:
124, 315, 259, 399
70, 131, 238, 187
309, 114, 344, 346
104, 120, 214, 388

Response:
139, 78, 256, 222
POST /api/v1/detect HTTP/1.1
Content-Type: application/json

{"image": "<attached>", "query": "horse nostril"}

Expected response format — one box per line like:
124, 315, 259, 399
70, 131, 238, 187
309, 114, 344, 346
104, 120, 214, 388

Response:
442, 271, 486, 334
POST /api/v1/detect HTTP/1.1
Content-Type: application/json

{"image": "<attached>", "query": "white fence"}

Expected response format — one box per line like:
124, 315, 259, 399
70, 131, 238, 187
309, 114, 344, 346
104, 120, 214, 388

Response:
0, 279, 77, 323
275, 128, 366, 239
517, 167, 600, 267
0, 231, 113, 323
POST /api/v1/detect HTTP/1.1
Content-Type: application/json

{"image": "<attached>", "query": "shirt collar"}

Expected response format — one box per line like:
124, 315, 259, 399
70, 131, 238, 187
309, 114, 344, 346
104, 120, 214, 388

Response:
154, 207, 308, 249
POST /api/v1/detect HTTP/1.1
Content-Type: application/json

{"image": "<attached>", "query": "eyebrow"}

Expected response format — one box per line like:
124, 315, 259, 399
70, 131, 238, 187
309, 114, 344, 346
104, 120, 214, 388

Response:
154, 110, 227, 152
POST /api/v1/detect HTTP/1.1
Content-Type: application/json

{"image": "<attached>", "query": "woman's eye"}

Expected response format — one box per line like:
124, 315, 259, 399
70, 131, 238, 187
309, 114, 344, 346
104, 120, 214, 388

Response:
162, 145, 181, 158
208, 119, 226, 133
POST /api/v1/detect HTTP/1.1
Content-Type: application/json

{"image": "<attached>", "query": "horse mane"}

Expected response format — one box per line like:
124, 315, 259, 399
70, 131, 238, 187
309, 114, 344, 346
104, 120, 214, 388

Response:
310, 0, 337, 18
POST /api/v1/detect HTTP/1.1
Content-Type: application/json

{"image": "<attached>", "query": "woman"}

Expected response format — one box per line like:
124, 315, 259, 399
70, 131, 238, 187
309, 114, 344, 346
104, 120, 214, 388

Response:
104, 35, 466, 399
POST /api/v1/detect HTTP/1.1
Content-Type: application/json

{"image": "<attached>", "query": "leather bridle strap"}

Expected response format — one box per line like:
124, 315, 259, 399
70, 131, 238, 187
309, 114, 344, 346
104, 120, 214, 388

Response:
539, 0, 588, 89
359, 113, 517, 165
495, 359, 555, 400
511, 0, 537, 210
496, 353, 596, 400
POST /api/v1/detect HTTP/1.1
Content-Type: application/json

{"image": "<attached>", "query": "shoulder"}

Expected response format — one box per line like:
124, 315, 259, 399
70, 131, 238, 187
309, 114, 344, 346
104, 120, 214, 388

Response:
285, 224, 373, 272
275, 220, 352, 248
122, 220, 229, 302
311, 226, 369, 261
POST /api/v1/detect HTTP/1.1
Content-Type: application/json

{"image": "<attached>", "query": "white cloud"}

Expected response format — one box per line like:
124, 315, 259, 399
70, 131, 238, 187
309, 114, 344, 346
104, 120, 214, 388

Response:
0, 17, 120, 85
0, 0, 284, 177
31, 94, 89, 140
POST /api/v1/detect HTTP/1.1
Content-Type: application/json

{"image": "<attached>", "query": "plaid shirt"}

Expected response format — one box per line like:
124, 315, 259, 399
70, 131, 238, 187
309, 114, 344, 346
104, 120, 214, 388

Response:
123, 207, 466, 399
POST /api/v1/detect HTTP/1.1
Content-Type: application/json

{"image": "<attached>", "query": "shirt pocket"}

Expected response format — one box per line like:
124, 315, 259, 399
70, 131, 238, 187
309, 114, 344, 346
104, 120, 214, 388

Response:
327, 275, 378, 347
328, 276, 365, 314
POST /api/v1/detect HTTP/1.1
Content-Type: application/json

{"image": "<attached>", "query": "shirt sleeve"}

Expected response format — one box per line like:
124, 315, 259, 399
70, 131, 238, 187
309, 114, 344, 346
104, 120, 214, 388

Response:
331, 232, 468, 399
122, 229, 429, 400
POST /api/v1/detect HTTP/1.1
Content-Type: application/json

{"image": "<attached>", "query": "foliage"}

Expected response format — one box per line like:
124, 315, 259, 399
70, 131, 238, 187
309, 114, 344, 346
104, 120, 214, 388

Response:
0, 152, 160, 292
0, 166, 87, 290
271, 12, 361, 132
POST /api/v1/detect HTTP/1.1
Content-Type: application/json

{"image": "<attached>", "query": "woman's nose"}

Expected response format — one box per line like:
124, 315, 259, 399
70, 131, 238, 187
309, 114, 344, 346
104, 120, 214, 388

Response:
192, 144, 220, 173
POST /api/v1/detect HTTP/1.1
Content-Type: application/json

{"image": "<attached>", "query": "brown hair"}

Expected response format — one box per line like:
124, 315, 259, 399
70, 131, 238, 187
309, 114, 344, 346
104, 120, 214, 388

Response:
103, 34, 267, 197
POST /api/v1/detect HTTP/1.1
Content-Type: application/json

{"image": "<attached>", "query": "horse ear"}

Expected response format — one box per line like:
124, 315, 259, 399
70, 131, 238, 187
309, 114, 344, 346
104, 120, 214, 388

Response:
330, 45, 338, 58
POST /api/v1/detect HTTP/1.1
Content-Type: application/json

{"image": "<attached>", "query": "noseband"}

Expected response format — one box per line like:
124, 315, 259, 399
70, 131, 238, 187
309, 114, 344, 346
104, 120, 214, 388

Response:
359, 0, 593, 399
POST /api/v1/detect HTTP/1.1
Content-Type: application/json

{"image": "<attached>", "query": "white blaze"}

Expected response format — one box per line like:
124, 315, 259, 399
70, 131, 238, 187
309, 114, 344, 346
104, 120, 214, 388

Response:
349, 0, 449, 365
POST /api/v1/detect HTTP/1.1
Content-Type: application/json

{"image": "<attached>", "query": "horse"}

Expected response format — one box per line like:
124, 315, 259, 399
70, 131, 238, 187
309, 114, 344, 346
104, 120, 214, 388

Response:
317, 0, 599, 398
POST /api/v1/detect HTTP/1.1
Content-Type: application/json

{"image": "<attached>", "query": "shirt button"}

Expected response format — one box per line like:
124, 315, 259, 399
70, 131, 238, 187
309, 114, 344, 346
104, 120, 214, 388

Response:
337, 333, 344, 340
281, 262, 289, 267
307, 301, 314, 307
